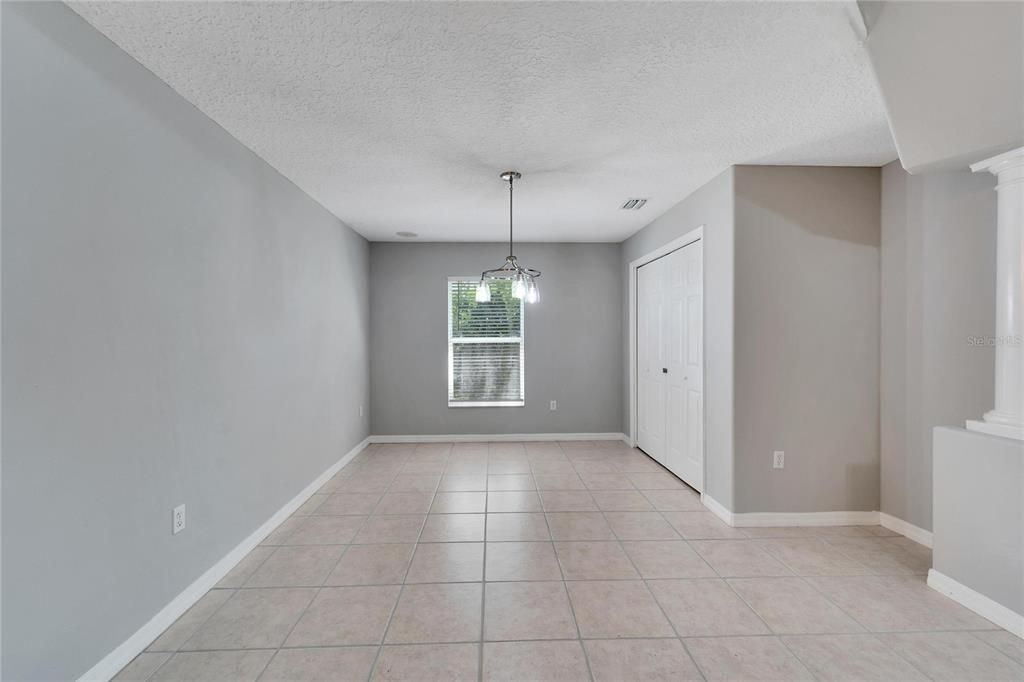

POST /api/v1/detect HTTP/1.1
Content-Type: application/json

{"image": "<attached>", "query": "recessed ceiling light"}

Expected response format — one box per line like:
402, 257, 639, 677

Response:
395, 231, 418, 238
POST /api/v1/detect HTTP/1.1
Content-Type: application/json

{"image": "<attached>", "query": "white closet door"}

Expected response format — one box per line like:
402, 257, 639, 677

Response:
665, 241, 703, 491
636, 256, 667, 464
636, 239, 703, 490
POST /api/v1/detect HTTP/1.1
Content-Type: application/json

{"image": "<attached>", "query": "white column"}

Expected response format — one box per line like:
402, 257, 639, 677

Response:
968, 146, 1024, 440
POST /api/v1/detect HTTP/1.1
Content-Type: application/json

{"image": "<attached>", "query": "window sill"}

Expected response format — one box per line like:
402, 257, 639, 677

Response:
448, 401, 525, 408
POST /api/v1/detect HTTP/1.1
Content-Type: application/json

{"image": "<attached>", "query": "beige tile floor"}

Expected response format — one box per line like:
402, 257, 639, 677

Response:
116, 441, 1024, 681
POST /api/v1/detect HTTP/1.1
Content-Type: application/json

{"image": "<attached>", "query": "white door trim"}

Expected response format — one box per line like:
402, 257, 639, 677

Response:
628, 225, 705, 486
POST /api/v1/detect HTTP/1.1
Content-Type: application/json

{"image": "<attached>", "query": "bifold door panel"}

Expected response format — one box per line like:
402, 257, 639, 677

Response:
636, 240, 703, 491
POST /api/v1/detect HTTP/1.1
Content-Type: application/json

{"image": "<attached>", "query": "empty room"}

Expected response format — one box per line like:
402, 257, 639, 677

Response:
3, 1, 1023, 680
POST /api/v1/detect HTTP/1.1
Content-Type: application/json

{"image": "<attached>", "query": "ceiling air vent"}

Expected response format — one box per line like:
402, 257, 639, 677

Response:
620, 198, 648, 210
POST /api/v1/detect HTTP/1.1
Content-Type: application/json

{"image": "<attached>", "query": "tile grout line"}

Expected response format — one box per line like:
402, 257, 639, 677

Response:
184, 451, 398, 681
783, 561, 949, 680
544, 443, 595, 682
812, 566, 1001, 682
366, 442, 448, 681
593, 475, 709, 682
719, 573, 817, 679
860, 632, 936, 681
144, 561, 267, 678
180, 452, 399, 681
676, 636, 711, 682
962, 632, 1024, 673
477, 452, 491, 682
160, 626, 1013, 655
275, 450, 399, 680
251, 643, 278, 682
165, 573, 964, 592
267, 488, 380, 680
484, 439, 538, 678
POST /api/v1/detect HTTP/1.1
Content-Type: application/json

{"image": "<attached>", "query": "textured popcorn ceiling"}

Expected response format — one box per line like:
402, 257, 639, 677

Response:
68, 1, 896, 242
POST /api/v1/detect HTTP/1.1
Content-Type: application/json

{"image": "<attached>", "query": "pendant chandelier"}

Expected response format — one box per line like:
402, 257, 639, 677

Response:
476, 171, 540, 304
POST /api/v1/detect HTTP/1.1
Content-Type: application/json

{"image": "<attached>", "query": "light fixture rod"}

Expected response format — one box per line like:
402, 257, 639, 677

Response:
509, 173, 514, 258
500, 171, 521, 259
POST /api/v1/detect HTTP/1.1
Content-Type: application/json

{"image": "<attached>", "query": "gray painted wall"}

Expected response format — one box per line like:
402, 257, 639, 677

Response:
879, 162, 996, 531
733, 166, 881, 513
622, 169, 735, 509
1, 3, 370, 679
369, 242, 622, 435
622, 166, 882, 514
933, 427, 1023, 618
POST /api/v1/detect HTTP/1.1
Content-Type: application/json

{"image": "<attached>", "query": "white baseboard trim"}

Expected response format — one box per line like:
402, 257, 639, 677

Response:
78, 437, 370, 682
928, 569, 1024, 639
704, 497, 880, 528
701, 501, 935, 547
879, 512, 934, 548
701, 494, 734, 525
699, 498, 880, 529
368, 432, 626, 443
731, 510, 880, 527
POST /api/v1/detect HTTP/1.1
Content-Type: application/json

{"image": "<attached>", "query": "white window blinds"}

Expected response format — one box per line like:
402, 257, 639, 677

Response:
448, 278, 524, 407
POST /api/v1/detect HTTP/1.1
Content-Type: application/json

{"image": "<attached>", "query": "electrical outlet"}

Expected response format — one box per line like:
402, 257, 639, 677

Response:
359, 405, 364, 417
550, 400, 557, 411
772, 451, 785, 469
172, 504, 186, 534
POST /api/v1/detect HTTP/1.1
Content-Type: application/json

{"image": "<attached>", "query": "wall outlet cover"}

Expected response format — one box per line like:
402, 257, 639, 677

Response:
772, 451, 785, 469
173, 504, 186, 534
550, 400, 557, 411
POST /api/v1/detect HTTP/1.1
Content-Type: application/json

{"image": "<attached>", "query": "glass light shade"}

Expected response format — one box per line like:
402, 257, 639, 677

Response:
511, 275, 526, 299
475, 280, 491, 303
525, 278, 539, 303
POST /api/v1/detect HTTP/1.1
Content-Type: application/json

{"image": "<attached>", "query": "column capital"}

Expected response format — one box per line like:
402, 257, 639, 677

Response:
971, 146, 1024, 179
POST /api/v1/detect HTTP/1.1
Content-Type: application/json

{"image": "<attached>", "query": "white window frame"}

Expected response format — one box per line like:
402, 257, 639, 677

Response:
447, 276, 525, 408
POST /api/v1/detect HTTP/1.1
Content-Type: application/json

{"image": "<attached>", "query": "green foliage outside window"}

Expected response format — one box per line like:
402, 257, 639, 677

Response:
450, 280, 522, 338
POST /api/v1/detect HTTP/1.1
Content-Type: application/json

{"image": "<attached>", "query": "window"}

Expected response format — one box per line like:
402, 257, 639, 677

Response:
448, 277, 524, 407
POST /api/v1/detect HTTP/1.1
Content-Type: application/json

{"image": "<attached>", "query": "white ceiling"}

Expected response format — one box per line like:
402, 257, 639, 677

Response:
68, 1, 896, 243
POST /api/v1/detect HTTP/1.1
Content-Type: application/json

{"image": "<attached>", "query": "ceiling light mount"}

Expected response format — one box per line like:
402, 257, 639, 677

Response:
475, 171, 540, 304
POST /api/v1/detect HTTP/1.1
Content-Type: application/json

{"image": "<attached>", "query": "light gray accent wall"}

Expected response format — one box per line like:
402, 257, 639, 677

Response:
879, 161, 996, 531
933, 427, 1023, 618
1, 4, 370, 679
369, 242, 622, 435
732, 166, 881, 513
622, 168, 735, 508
